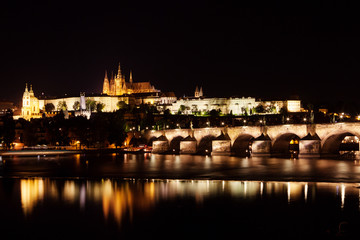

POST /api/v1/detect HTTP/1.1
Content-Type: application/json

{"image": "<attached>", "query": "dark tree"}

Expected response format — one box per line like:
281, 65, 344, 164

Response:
73, 101, 80, 111
96, 102, 105, 112
107, 111, 127, 148
0, 112, 15, 149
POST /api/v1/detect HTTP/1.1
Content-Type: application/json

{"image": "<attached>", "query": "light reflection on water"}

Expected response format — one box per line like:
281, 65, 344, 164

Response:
19, 178, 360, 225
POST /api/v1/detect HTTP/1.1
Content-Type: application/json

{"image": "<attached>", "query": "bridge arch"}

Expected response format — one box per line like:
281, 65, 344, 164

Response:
169, 136, 184, 153
197, 135, 217, 154
148, 136, 158, 146
321, 131, 360, 156
272, 133, 300, 157
232, 134, 255, 157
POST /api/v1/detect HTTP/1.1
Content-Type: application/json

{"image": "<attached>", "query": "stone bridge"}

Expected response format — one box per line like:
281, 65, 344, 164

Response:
142, 122, 360, 157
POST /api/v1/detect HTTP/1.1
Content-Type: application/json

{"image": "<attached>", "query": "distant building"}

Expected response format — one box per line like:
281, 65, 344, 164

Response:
21, 84, 41, 120
18, 64, 168, 119
167, 87, 302, 115
102, 63, 159, 96
167, 87, 257, 115
286, 100, 301, 112
17, 66, 302, 120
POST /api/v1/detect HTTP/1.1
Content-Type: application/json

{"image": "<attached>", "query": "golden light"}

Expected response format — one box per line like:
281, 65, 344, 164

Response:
21, 179, 44, 215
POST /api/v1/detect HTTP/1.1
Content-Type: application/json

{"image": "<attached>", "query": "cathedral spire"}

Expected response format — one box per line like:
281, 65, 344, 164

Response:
103, 70, 110, 94
117, 62, 122, 78
25, 83, 28, 92
129, 70, 133, 84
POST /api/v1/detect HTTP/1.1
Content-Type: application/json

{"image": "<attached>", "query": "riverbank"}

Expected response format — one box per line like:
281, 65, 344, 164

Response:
0, 148, 151, 156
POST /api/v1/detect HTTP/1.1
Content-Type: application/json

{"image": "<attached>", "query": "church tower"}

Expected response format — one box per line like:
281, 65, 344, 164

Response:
102, 70, 110, 94
194, 86, 199, 98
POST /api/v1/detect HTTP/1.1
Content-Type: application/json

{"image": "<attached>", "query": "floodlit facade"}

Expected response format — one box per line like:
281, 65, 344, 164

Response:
167, 87, 301, 115
38, 95, 133, 112
286, 100, 301, 112
21, 84, 41, 120
18, 74, 301, 120
168, 96, 257, 115
102, 63, 159, 96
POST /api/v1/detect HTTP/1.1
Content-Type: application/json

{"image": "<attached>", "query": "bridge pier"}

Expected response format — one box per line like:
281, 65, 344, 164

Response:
251, 134, 271, 157
152, 135, 169, 154
298, 134, 321, 158
211, 132, 231, 156
180, 136, 197, 154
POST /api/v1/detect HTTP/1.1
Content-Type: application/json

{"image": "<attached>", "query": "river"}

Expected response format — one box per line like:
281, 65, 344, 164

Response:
1, 153, 360, 239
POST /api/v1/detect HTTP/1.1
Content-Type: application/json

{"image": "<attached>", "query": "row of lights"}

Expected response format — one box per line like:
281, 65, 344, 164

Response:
135, 117, 315, 132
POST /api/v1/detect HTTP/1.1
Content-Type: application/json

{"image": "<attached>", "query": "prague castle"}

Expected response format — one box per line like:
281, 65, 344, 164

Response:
19, 63, 166, 120
18, 62, 301, 120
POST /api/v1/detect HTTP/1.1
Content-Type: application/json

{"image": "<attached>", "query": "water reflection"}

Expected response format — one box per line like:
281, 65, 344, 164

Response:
20, 178, 44, 215
19, 178, 360, 225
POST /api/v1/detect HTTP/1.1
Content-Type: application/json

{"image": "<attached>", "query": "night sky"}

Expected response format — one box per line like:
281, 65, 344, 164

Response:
1, 1, 360, 107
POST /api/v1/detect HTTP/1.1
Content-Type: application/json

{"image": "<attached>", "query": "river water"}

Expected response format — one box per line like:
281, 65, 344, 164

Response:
1, 153, 360, 239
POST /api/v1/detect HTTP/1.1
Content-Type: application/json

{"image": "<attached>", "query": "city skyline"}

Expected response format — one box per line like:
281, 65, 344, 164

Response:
2, 1, 360, 106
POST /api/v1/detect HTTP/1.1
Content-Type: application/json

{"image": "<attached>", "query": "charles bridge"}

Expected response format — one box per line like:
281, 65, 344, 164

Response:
142, 122, 360, 157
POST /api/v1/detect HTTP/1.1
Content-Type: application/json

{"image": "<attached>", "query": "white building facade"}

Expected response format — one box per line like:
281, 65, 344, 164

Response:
168, 97, 258, 115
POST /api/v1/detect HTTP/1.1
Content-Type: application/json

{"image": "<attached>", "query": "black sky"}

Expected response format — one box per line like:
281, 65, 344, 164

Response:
1, 0, 360, 106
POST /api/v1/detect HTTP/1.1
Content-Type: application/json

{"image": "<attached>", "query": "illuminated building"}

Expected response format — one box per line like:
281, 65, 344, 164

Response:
102, 63, 160, 96
286, 100, 301, 112
167, 87, 301, 115
18, 64, 165, 118
17, 68, 301, 120
21, 84, 41, 120
167, 87, 256, 115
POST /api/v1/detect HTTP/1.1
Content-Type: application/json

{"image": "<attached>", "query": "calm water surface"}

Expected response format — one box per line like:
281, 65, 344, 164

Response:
2, 153, 360, 182
1, 153, 360, 239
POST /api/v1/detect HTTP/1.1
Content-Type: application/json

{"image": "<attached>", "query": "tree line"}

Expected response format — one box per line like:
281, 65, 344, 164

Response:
0, 110, 127, 150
